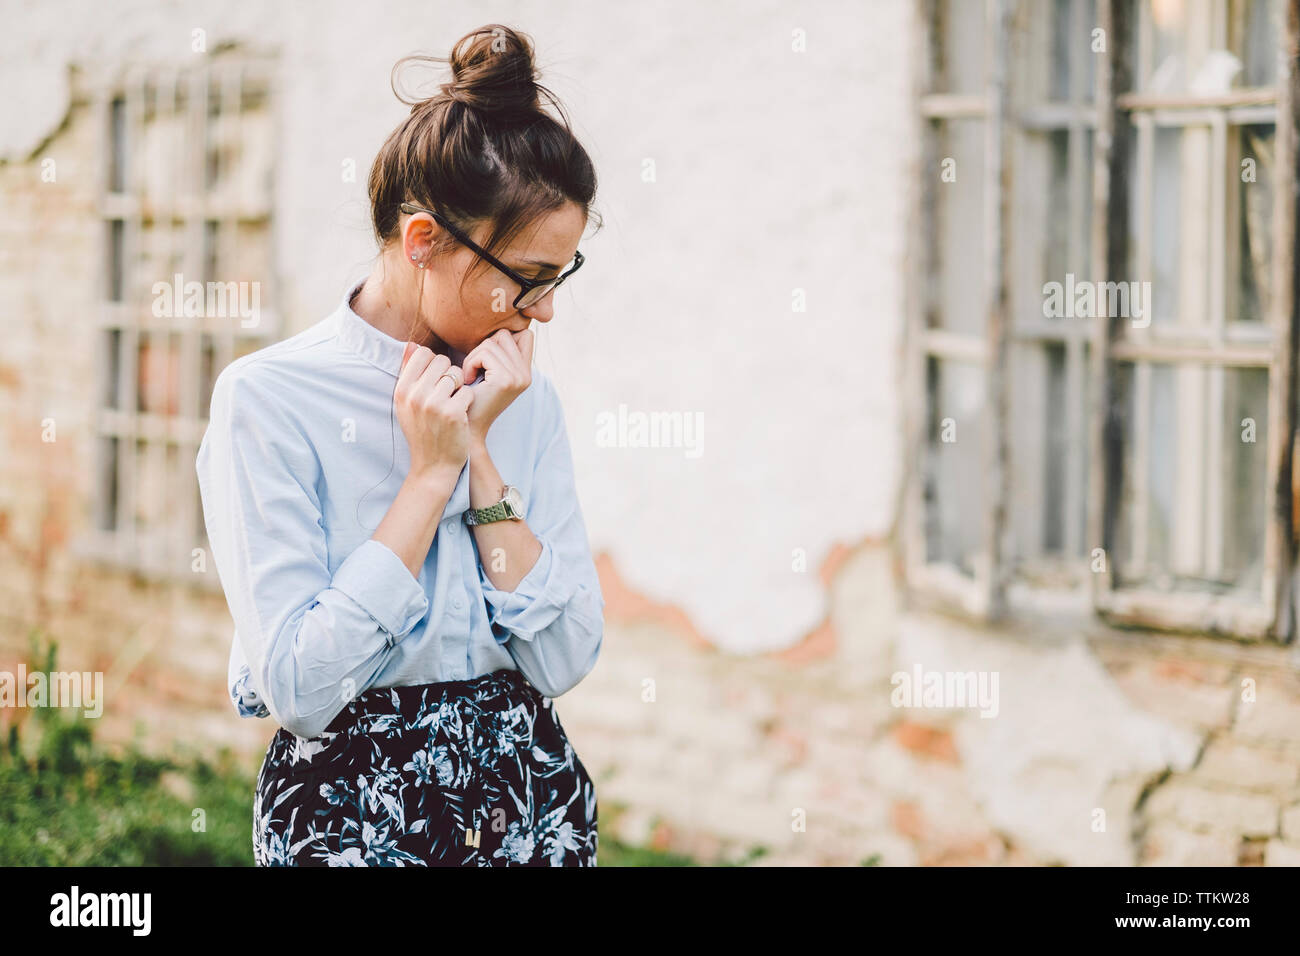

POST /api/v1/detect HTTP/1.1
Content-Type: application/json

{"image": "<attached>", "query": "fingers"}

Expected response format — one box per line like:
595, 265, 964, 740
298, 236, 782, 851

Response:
416, 360, 463, 405
460, 346, 485, 386
397, 346, 456, 406
451, 381, 475, 413
401, 340, 418, 371
512, 328, 535, 367
491, 328, 532, 377
397, 345, 438, 399
463, 340, 512, 385
464, 329, 530, 384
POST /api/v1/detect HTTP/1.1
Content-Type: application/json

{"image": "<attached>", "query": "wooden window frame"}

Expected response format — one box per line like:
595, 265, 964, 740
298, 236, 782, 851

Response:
1007, 0, 1098, 585
1088, 0, 1297, 639
903, 0, 1298, 641
70, 54, 281, 588
903, 0, 1015, 620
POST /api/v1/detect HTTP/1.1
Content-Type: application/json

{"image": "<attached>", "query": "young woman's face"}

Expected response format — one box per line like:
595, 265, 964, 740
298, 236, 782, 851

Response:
402, 200, 587, 359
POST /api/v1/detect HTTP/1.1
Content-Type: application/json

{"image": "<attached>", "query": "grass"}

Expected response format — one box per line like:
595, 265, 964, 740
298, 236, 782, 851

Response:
0, 634, 719, 866
1, 638, 254, 865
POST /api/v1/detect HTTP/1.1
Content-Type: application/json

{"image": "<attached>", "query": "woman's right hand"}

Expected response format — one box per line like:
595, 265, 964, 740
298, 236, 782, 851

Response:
396, 341, 475, 480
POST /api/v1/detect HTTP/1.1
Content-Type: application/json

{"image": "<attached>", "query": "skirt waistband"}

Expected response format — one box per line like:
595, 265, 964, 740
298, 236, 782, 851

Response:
321, 667, 535, 735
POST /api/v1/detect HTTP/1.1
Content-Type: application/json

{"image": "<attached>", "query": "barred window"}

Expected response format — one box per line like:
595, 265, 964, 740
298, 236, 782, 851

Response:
79, 52, 279, 582
904, 0, 1296, 639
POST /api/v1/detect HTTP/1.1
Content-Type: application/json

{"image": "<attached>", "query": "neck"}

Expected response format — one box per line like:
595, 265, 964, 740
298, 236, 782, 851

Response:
351, 254, 466, 368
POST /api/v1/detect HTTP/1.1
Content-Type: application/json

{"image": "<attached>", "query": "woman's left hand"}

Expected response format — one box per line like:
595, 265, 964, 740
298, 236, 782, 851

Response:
461, 328, 534, 445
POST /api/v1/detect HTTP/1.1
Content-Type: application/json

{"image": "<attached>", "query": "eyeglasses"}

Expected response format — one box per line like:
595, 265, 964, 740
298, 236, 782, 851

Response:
400, 201, 585, 310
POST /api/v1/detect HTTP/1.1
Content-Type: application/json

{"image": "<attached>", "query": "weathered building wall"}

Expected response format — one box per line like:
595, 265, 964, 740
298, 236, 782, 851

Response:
2, 0, 1299, 866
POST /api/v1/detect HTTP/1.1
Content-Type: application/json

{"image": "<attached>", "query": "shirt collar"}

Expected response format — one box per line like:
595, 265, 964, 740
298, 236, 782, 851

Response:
334, 277, 408, 378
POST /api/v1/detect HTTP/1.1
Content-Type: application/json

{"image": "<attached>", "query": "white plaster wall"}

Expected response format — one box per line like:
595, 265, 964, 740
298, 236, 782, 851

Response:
1, 0, 915, 653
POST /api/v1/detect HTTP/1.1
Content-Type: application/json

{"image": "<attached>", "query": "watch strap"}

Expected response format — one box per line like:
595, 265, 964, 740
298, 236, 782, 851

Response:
465, 500, 510, 525
464, 486, 521, 526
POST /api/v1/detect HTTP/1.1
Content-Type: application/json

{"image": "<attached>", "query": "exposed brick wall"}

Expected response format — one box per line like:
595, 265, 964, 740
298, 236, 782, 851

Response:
3, 42, 1298, 870
0, 95, 277, 760
560, 547, 1300, 866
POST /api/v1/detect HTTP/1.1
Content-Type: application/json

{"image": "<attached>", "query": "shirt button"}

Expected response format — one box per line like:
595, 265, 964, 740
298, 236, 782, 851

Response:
452, 597, 464, 611
445, 519, 459, 536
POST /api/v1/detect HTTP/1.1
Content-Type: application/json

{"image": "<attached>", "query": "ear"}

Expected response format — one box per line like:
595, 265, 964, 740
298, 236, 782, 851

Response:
402, 213, 437, 265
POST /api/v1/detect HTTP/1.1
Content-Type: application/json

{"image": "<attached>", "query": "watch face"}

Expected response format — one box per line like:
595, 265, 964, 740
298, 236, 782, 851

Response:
505, 486, 524, 515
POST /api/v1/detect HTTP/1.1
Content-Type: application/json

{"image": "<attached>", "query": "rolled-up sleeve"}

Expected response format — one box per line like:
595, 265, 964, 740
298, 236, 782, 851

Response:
197, 366, 430, 739
477, 377, 604, 699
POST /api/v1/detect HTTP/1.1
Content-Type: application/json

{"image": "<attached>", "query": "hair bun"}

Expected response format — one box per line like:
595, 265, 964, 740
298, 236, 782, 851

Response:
439, 24, 540, 120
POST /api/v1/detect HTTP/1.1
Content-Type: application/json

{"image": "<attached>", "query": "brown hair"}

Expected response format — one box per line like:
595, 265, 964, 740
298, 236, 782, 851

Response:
368, 24, 600, 331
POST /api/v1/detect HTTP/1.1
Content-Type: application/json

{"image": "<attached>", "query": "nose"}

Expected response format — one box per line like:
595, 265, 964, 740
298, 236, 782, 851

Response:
520, 290, 556, 323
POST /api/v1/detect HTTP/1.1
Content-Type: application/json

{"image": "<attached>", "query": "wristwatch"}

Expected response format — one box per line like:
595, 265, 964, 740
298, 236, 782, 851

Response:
464, 484, 525, 526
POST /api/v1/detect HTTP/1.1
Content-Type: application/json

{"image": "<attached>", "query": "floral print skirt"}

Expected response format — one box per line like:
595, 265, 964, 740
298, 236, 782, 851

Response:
252, 667, 597, 866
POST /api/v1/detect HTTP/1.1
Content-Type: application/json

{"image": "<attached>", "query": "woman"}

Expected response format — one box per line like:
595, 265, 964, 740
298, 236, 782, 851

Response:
196, 24, 603, 866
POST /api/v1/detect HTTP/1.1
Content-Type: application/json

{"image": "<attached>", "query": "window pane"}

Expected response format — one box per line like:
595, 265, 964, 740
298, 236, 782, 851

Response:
1081, 127, 1094, 275
1028, 127, 1095, 335
1044, 341, 1092, 554
1043, 128, 1094, 287
1233, 122, 1274, 327
137, 332, 180, 415
1235, 0, 1282, 87
134, 438, 162, 546
1045, 129, 1071, 284
1112, 362, 1162, 588
199, 334, 216, 419
140, 82, 186, 216
233, 223, 271, 288
1221, 367, 1269, 589
109, 96, 126, 193
1126, 124, 1213, 332
205, 114, 221, 192
138, 222, 183, 306
1150, 125, 1184, 326
203, 219, 220, 282
1044, 344, 1068, 551
1080, 0, 1098, 100
1139, 0, 1281, 95
934, 0, 986, 95
1050, 0, 1073, 102
97, 436, 119, 532
107, 219, 125, 302
103, 328, 122, 409
1008, 340, 1093, 566
165, 441, 184, 563
1147, 0, 1189, 94
1049, 0, 1098, 102
1112, 360, 1269, 596
931, 118, 985, 334
924, 356, 986, 575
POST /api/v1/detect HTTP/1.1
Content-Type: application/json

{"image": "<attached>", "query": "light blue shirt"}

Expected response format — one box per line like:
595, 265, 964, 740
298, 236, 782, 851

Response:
195, 278, 604, 740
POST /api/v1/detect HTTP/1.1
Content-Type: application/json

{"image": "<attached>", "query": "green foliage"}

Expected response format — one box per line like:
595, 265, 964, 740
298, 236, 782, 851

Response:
0, 634, 254, 865
1, 631, 709, 866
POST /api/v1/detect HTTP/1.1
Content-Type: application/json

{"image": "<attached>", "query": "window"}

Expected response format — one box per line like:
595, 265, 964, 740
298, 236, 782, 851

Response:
78, 53, 279, 582
903, 0, 1297, 639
